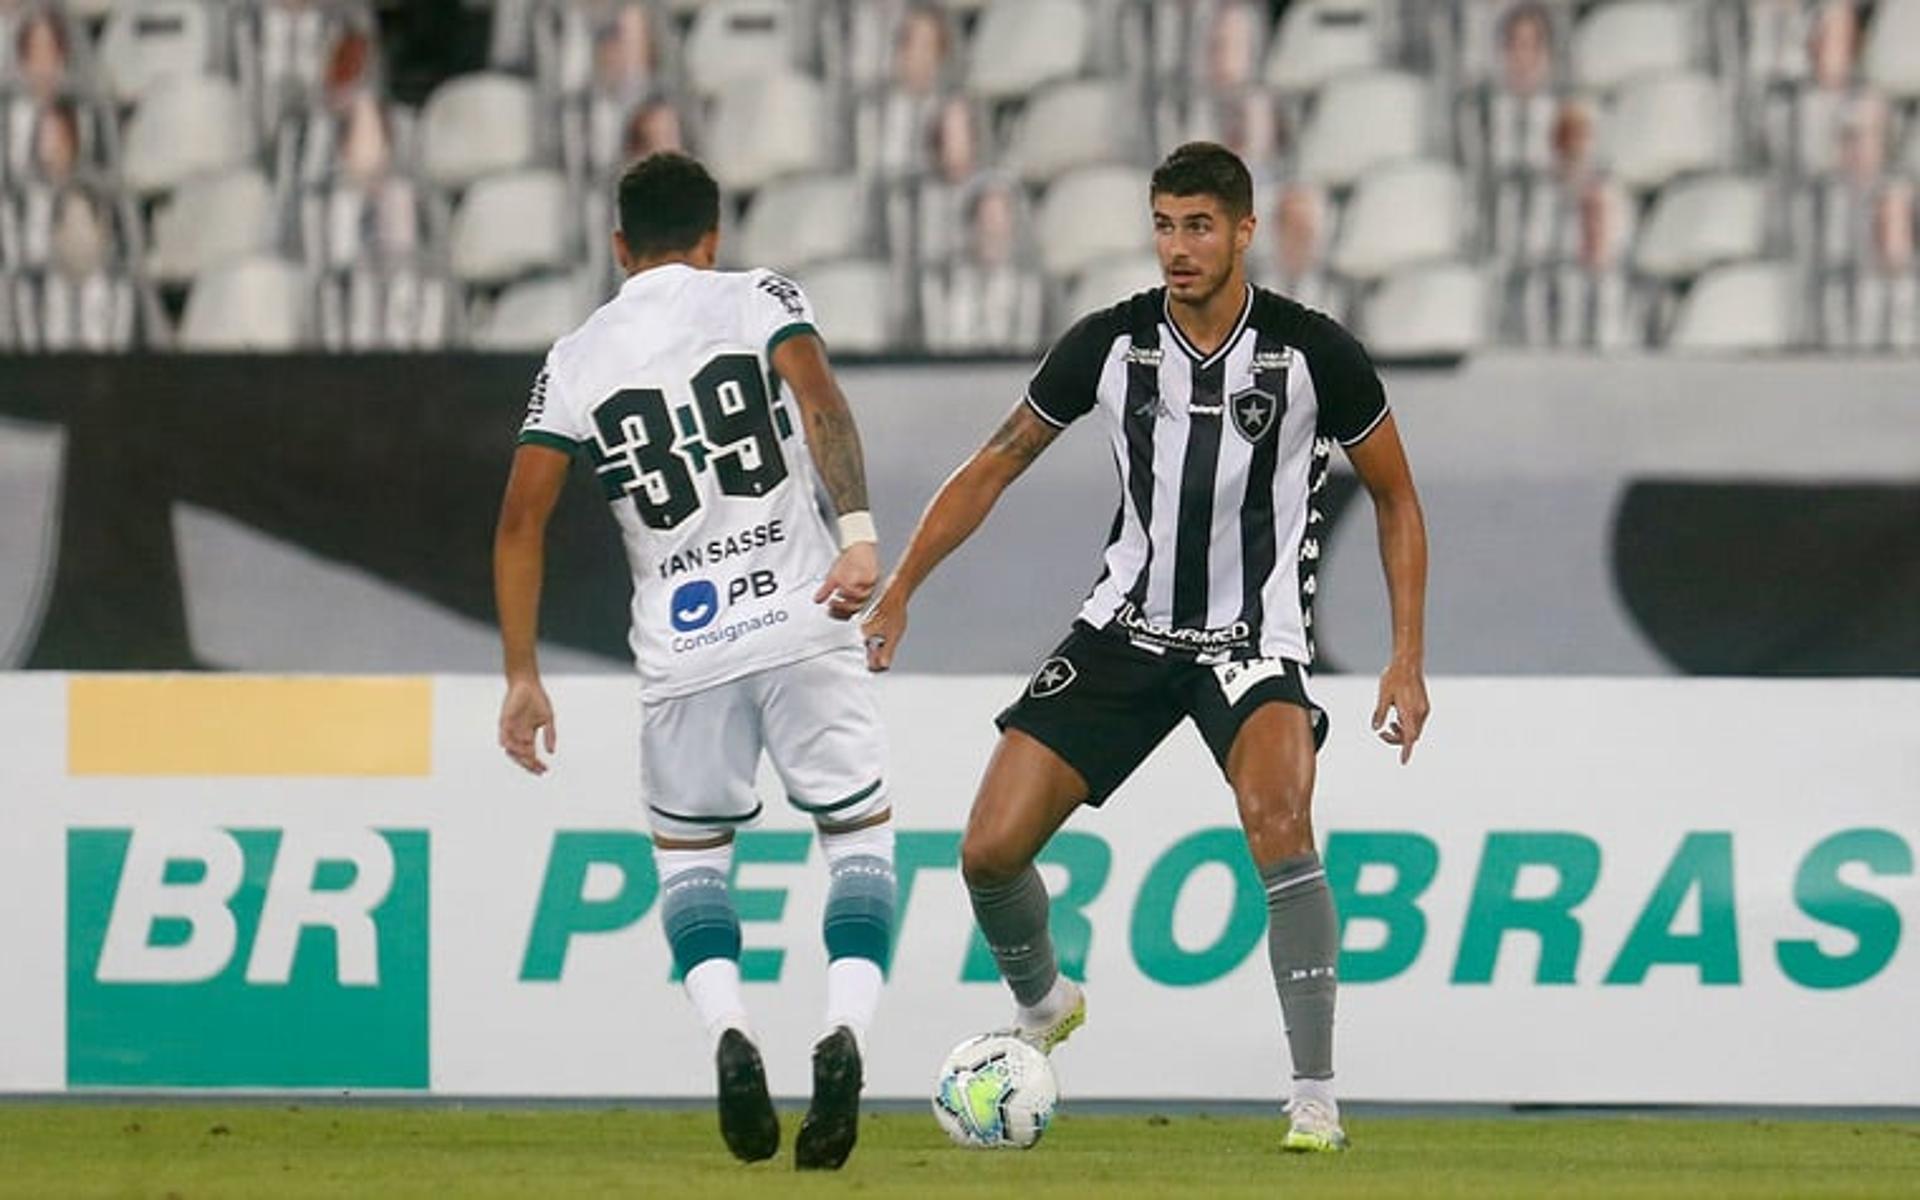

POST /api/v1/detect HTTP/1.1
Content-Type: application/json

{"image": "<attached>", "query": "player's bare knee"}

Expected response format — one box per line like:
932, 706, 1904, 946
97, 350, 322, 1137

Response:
1238, 786, 1315, 861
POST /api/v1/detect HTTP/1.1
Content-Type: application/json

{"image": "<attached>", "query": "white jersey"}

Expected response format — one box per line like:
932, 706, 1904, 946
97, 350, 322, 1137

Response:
518, 262, 856, 700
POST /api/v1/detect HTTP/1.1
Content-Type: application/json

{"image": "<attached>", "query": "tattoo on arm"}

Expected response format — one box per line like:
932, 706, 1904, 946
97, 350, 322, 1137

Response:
803, 392, 870, 516
985, 408, 1055, 470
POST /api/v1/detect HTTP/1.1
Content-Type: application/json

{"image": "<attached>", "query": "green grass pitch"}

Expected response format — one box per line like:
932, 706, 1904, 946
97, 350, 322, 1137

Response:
2, 1105, 1917, 1198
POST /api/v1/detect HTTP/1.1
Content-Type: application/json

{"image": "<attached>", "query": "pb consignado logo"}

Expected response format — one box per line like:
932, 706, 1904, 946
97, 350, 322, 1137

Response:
66, 826, 429, 1088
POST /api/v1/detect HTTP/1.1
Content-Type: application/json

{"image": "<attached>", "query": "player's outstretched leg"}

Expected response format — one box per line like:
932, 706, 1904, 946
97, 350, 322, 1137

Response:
1225, 704, 1347, 1153
796, 814, 896, 1170
960, 731, 1089, 1053
656, 836, 778, 1163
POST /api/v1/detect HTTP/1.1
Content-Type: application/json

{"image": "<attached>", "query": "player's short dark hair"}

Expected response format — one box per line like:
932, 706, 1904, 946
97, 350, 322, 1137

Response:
617, 151, 720, 257
1150, 142, 1254, 219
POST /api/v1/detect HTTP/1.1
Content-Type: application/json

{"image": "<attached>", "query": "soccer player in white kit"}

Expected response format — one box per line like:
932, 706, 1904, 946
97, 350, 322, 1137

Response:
493, 153, 893, 1170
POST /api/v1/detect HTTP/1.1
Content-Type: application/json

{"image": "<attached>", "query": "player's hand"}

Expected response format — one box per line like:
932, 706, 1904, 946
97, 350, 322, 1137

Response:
499, 677, 557, 775
1372, 659, 1429, 765
815, 541, 879, 621
861, 591, 907, 672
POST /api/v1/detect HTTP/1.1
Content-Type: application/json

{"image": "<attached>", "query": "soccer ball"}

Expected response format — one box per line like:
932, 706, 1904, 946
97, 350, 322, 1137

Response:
931, 1033, 1058, 1150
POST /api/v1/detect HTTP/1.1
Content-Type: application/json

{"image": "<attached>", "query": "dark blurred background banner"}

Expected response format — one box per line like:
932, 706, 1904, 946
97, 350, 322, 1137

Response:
0, 353, 1915, 676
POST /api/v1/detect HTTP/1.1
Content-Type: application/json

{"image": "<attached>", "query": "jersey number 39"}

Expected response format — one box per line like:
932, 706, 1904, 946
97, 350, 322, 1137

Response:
589, 353, 789, 530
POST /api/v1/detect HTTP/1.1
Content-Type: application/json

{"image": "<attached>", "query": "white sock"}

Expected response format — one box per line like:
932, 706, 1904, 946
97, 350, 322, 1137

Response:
1015, 974, 1078, 1027
1290, 1076, 1339, 1116
823, 957, 883, 1053
684, 957, 750, 1050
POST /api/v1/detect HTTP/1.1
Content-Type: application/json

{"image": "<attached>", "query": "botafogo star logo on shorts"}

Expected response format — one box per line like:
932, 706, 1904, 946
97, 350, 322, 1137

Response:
1029, 658, 1077, 699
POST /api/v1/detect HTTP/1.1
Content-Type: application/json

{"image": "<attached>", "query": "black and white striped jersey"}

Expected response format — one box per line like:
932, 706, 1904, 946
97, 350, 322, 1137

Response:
1025, 284, 1389, 666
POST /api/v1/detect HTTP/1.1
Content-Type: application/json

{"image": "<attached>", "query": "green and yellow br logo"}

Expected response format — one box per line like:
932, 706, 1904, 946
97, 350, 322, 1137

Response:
66, 827, 429, 1088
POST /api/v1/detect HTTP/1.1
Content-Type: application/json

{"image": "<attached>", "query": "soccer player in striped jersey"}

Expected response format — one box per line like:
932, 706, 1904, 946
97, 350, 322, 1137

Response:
494, 153, 892, 1170
862, 142, 1430, 1153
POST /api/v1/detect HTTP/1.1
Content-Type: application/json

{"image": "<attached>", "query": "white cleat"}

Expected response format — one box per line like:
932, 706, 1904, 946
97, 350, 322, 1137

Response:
1282, 1095, 1349, 1153
1007, 978, 1086, 1054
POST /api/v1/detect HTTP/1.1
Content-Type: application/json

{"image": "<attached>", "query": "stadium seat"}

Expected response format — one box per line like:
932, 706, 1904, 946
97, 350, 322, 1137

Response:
448, 170, 572, 285
1668, 261, 1798, 351
1603, 72, 1727, 190
1264, 0, 1386, 93
471, 272, 596, 350
1067, 252, 1164, 315
1361, 261, 1488, 356
96, 0, 217, 105
420, 73, 540, 190
1570, 1, 1694, 92
179, 255, 308, 350
1034, 165, 1153, 277
146, 168, 276, 285
683, 0, 800, 98
791, 259, 894, 353
1862, 0, 1920, 96
1632, 174, 1770, 281
1328, 159, 1465, 281
1003, 80, 1143, 184
1295, 70, 1428, 188
120, 75, 250, 196
704, 71, 829, 191
966, 0, 1088, 100
735, 174, 872, 274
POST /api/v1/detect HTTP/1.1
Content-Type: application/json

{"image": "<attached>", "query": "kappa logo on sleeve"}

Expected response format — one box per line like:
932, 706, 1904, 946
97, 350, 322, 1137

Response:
522, 367, 551, 431
757, 274, 808, 319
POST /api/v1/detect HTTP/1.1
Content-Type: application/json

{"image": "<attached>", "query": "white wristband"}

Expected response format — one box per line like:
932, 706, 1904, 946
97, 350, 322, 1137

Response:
837, 511, 877, 549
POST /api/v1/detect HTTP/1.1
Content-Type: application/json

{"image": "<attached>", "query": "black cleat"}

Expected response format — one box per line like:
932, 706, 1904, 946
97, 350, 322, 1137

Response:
794, 1026, 863, 1170
715, 1029, 779, 1163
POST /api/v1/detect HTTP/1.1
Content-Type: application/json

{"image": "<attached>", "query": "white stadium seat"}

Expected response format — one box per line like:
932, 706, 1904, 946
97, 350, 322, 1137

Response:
449, 169, 572, 285
1862, 0, 1920, 97
1067, 252, 1164, 316
420, 73, 539, 190
704, 71, 829, 191
1264, 0, 1386, 93
967, 0, 1088, 100
120, 75, 250, 195
147, 168, 276, 284
472, 272, 597, 351
1603, 72, 1727, 190
1570, 1, 1694, 92
1669, 261, 1797, 352
1632, 174, 1770, 281
179, 256, 308, 351
792, 259, 894, 353
1361, 261, 1488, 356
684, 0, 801, 99
96, 0, 216, 105
1296, 70, 1428, 188
736, 174, 872, 273
1329, 159, 1464, 281
1003, 80, 1142, 184
1035, 165, 1152, 277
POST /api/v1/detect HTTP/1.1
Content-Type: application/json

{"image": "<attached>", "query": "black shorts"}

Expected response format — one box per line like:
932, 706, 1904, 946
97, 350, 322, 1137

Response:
995, 623, 1328, 805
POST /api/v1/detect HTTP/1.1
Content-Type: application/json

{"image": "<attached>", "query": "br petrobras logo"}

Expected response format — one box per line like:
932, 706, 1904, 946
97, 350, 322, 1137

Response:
1029, 657, 1077, 699
66, 826, 429, 1088
670, 579, 720, 631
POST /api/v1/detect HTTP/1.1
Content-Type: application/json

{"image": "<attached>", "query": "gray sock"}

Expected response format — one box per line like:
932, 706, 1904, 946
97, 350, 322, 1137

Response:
966, 865, 1058, 1008
1262, 852, 1338, 1081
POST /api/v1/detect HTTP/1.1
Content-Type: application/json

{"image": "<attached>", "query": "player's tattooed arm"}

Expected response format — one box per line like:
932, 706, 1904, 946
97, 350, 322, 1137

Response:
983, 404, 1061, 478
772, 332, 870, 516
803, 396, 871, 517
862, 399, 1063, 670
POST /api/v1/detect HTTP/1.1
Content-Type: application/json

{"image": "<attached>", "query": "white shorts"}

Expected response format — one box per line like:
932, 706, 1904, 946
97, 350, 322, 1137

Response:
640, 647, 889, 841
